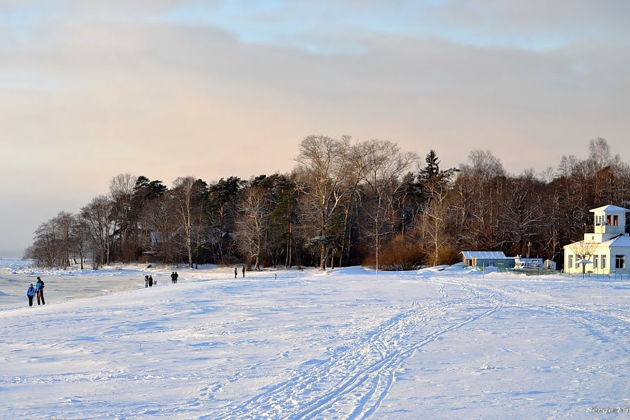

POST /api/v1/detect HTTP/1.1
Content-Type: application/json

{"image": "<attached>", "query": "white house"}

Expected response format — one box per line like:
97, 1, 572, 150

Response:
563, 205, 630, 274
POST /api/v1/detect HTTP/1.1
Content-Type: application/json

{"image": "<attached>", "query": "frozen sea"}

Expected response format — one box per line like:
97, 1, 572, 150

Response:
0, 257, 150, 309
1, 262, 629, 418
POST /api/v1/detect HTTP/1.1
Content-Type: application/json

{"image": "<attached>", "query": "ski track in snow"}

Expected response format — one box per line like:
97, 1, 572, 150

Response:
205, 281, 503, 419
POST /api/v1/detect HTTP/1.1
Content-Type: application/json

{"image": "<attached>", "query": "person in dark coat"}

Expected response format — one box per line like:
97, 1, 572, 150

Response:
27, 283, 36, 307
234, 267, 237, 278
35, 277, 45, 305
171, 272, 176, 284
242, 265, 245, 278
148, 275, 154, 287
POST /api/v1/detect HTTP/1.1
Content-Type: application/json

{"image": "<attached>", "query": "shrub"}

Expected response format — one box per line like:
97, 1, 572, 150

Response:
365, 234, 425, 270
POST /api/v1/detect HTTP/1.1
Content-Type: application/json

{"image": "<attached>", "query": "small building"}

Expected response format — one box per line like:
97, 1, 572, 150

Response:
544, 259, 557, 271
461, 251, 515, 268
514, 256, 544, 270
563, 205, 630, 274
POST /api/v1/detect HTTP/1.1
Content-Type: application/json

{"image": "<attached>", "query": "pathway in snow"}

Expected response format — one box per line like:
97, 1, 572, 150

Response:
205, 280, 504, 419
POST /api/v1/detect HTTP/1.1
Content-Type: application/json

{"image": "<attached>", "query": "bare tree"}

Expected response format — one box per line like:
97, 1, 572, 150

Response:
358, 140, 417, 271
31, 219, 58, 267
296, 136, 350, 269
81, 196, 115, 268
141, 196, 178, 262
110, 173, 138, 262
53, 212, 74, 270
171, 177, 206, 268
422, 181, 451, 266
71, 215, 89, 269
236, 182, 271, 269
569, 241, 598, 275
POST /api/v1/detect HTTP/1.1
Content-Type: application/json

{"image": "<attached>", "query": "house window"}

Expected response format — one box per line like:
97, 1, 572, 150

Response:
593, 255, 599, 269
613, 215, 619, 226
615, 255, 625, 269
601, 255, 607, 269
567, 255, 573, 269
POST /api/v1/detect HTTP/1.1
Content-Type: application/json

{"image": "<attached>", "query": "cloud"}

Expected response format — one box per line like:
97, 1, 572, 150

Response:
1, 1, 630, 252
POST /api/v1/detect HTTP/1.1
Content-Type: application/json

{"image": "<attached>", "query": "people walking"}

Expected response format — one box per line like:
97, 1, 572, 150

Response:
26, 283, 36, 307
171, 272, 176, 284
35, 277, 45, 305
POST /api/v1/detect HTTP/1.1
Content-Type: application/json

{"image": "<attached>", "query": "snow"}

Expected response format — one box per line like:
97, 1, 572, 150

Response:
1, 264, 629, 418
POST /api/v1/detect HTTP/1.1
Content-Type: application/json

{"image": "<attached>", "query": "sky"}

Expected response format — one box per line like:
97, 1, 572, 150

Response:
1, 0, 630, 256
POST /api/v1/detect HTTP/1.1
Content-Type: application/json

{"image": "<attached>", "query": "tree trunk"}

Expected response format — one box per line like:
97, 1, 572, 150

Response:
187, 236, 193, 268
320, 245, 326, 270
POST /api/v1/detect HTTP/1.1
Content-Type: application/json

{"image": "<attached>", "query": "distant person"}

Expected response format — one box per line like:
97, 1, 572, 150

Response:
242, 265, 245, 278
234, 267, 237, 278
174, 272, 178, 282
171, 272, 176, 284
26, 283, 36, 307
148, 275, 154, 287
145, 275, 149, 288
35, 277, 45, 305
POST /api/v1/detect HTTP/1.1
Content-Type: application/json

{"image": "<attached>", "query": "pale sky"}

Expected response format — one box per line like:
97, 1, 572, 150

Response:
2, 0, 630, 256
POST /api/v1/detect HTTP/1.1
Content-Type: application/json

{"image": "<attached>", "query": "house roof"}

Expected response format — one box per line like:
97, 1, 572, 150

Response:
461, 251, 509, 259
589, 205, 630, 214
564, 234, 630, 249
607, 235, 630, 247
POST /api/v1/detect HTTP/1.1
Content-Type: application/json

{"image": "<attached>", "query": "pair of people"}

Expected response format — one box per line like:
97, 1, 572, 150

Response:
144, 275, 155, 288
26, 277, 45, 306
235, 266, 246, 278
170, 272, 179, 284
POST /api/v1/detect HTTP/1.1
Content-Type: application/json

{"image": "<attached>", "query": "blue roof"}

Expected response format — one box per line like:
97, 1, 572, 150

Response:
461, 251, 509, 259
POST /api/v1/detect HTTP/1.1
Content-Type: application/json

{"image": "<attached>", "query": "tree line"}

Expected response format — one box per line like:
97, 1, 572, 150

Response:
26, 137, 630, 270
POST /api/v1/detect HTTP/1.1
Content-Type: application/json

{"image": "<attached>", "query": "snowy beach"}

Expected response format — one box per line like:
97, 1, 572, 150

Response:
0, 264, 628, 418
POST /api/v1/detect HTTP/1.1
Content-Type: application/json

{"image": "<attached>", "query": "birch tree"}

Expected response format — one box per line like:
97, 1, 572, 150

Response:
236, 178, 272, 269
171, 177, 207, 268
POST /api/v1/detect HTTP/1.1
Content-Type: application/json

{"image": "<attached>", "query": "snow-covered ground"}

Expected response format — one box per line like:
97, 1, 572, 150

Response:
1, 264, 628, 419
